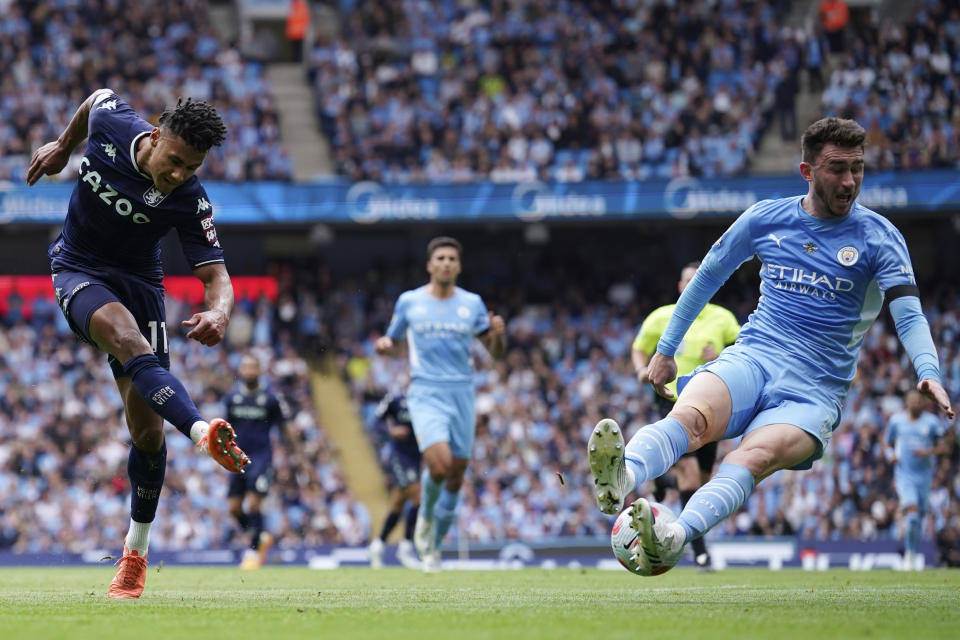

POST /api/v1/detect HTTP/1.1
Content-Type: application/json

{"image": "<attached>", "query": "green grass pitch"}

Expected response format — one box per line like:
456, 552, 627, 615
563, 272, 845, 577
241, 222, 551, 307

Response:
1, 566, 958, 640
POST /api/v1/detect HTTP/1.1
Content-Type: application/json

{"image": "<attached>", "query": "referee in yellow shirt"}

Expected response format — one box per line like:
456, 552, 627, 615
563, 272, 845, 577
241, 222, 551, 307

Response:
631, 261, 740, 571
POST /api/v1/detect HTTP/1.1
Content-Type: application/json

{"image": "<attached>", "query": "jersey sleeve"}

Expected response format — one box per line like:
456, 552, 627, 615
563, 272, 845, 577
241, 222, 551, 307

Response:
633, 307, 670, 354
375, 396, 392, 422
474, 296, 491, 335
385, 294, 410, 340
176, 186, 225, 270
870, 223, 917, 294
87, 91, 145, 143
702, 204, 760, 275
884, 419, 897, 446
271, 392, 293, 425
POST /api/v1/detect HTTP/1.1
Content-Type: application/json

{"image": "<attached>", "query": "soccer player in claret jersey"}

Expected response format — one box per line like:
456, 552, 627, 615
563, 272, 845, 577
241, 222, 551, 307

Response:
588, 117, 955, 575
885, 390, 950, 570
27, 89, 250, 598
368, 392, 422, 569
226, 354, 293, 570
375, 237, 506, 573
632, 262, 740, 570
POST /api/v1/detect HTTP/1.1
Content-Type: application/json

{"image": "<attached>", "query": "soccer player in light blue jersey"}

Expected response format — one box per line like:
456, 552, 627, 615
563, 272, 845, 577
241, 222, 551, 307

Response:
885, 390, 950, 570
375, 237, 506, 572
588, 117, 955, 574
27, 90, 249, 598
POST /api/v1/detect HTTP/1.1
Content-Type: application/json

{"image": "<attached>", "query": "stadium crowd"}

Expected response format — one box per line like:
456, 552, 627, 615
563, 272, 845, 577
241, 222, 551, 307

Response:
0, 286, 368, 554
0, 0, 292, 184
819, 0, 960, 171
310, 0, 802, 183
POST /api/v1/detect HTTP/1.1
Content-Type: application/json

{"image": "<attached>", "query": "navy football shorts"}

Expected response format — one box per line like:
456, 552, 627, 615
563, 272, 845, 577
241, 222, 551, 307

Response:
388, 452, 421, 488
228, 454, 272, 496
51, 267, 169, 378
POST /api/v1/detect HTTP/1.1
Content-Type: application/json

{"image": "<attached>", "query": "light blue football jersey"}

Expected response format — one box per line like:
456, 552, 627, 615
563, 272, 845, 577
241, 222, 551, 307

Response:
702, 196, 917, 399
886, 411, 946, 480
385, 286, 490, 384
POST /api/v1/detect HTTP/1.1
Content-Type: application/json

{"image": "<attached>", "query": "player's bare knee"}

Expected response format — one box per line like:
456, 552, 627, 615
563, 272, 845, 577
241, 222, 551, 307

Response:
114, 327, 152, 360
668, 404, 709, 446
724, 446, 774, 478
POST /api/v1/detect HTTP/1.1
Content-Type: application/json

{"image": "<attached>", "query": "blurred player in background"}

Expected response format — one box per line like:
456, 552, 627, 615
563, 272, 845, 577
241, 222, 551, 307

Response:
375, 237, 506, 573
27, 89, 249, 598
368, 392, 421, 569
632, 262, 740, 570
226, 354, 293, 569
886, 389, 950, 570
589, 117, 954, 575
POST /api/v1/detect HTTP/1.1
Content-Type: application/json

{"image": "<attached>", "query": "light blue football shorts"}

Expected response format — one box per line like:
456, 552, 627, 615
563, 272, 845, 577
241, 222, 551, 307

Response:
894, 474, 930, 512
406, 380, 477, 459
679, 345, 842, 470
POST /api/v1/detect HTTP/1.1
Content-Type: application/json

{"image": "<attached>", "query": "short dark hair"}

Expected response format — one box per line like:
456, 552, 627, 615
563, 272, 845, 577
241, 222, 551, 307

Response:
158, 97, 227, 152
801, 117, 865, 163
427, 236, 462, 260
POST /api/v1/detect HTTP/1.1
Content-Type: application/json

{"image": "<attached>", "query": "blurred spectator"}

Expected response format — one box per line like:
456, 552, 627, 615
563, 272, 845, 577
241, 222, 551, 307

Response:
820, 0, 850, 54
286, 0, 310, 64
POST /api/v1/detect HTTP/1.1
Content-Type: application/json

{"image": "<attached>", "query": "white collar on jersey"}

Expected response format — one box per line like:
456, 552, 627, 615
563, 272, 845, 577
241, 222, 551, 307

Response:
129, 131, 154, 181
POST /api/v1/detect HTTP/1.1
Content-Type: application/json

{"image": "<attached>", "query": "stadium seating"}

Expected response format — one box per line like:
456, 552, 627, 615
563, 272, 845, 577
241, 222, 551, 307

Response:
0, 0, 292, 184
307, 0, 803, 182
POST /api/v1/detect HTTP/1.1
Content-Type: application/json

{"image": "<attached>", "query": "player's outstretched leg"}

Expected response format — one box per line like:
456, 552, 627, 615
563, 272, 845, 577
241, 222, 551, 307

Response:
628, 497, 687, 573
197, 418, 250, 473
588, 419, 636, 514
589, 416, 690, 515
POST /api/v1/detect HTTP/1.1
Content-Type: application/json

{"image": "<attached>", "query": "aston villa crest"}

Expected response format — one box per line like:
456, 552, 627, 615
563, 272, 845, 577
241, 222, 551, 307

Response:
143, 185, 168, 207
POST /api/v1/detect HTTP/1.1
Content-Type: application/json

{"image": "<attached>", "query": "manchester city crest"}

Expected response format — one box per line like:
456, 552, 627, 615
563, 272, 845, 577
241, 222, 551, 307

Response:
836, 246, 859, 266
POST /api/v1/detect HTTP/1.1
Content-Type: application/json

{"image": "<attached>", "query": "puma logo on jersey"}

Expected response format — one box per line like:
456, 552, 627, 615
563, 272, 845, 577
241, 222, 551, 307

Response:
767, 233, 789, 248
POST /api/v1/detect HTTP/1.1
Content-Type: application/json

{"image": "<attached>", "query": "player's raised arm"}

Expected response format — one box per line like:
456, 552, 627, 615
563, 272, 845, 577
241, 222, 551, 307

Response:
26, 88, 113, 186
183, 263, 234, 347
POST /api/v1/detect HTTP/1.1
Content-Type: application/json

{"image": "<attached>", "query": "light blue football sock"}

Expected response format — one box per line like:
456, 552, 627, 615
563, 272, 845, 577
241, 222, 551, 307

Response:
624, 417, 689, 491
905, 512, 922, 554
433, 488, 460, 546
677, 462, 755, 541
420, 469, 443, 521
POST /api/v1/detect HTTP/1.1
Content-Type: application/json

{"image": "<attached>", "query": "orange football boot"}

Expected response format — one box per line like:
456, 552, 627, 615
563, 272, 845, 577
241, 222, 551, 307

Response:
108, 546, 148, 599
197, 419, 250, 473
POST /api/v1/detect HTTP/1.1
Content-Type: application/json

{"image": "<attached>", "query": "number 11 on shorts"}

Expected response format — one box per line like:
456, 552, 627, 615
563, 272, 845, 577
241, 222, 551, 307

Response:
147, 320, 168, 354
